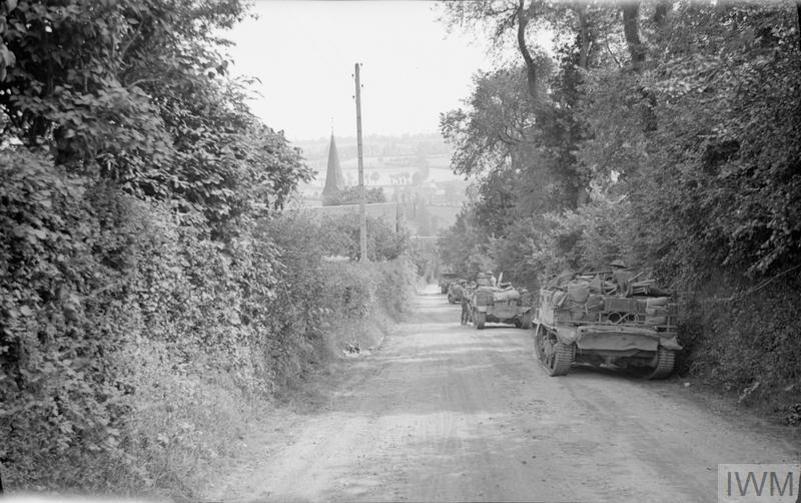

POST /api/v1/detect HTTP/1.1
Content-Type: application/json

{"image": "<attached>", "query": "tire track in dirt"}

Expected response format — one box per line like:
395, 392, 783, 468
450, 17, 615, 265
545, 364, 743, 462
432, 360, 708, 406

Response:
204, 286, 798, 502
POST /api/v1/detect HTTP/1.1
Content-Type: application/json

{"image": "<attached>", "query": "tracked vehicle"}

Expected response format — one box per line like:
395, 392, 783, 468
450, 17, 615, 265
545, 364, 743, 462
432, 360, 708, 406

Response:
534, 270, 681, 379
471, 284, 533, 330
447, 280, 467, 304
438, 272, 458, 294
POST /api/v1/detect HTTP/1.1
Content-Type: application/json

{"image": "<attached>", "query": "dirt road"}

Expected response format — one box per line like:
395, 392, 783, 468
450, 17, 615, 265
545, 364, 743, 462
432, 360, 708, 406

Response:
205, 286, 798, 502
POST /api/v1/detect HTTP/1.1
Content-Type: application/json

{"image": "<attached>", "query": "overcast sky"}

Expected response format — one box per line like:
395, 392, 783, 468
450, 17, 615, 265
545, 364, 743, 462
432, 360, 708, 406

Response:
224, 1, 497, 142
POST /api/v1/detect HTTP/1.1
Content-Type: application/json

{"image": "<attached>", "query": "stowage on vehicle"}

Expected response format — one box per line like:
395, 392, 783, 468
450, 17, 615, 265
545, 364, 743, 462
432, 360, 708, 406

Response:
471, 275, 533, 330
447, 279, 467, 304
533, 265, 681, 379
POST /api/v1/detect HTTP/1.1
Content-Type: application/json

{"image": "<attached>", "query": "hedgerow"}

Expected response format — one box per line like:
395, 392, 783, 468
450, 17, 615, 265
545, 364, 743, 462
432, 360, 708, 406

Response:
0, 0, 418, 496
0, 153, 414, 497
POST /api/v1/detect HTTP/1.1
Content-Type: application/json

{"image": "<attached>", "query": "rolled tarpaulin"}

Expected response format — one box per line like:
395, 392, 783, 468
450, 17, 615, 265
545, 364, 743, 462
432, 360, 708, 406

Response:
493, 288, 521, 302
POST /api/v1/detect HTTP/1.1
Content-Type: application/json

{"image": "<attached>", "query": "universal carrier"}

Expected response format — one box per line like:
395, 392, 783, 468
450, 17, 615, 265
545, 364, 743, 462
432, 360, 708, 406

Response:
534, 271, 681, 379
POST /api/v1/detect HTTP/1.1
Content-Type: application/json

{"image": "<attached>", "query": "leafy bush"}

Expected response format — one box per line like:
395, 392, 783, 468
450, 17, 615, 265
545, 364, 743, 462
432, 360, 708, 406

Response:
1, 151, 130, 490
322, 186, 386, 206
317, 212, 409, 262
0, 153, 414, 497
1, 0, 410, 496
372, 259, 418, 322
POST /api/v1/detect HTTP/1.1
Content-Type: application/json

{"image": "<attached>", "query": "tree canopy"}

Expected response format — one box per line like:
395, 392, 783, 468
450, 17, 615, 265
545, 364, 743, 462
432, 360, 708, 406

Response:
0, 0, 312, 237
437, 0, 801, 417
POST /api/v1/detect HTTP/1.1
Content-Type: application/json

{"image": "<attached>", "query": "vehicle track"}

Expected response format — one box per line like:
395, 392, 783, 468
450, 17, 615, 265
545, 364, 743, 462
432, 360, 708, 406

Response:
205, 286, 799, 502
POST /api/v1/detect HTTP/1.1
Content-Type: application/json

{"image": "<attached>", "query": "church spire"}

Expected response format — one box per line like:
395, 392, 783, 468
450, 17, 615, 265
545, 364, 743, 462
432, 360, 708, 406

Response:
322, 132, 344, 197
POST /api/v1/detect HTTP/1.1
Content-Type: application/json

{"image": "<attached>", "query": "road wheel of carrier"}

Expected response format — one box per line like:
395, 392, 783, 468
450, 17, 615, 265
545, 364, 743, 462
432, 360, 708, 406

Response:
535, 324, 573, 376
647, 348, 675, 380
534, 325, 573, 375
547, 342, 574, 376
474, 311, 486, 330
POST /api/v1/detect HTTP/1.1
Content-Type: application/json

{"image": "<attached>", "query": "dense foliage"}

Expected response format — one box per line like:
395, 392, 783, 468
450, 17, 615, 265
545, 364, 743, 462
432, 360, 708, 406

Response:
438, 0, 801, 417
318, 213, 408, 262
0, 162, 413, 494
0, 0, 414, 497
0, 0, 310, 238
322, 186, 387, 206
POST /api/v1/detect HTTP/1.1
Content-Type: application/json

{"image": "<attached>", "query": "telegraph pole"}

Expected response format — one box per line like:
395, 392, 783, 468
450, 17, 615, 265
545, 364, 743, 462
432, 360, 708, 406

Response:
354, 62, 367, 262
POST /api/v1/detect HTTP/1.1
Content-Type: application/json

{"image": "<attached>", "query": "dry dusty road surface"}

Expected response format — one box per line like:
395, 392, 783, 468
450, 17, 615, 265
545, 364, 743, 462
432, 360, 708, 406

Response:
206, 286, 799, 503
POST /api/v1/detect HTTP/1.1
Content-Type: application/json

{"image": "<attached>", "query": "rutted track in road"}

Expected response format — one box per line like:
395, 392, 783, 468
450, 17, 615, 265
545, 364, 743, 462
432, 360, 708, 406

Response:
205, 286, 799, 502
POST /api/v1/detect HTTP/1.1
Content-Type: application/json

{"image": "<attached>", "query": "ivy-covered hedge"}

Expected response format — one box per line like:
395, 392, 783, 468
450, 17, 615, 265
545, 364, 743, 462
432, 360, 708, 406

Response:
0, 0, 411, 496
0, 153, 414, 497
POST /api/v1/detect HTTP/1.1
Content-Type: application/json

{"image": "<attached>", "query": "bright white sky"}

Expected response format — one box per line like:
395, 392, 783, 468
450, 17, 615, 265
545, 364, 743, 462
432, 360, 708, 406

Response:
224, 1, 498, 142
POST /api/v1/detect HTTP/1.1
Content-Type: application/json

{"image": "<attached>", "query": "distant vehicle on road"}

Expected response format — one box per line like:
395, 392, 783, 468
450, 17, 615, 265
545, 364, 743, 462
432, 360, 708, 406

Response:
534, 268, 681, 379
447, 280, 468, 304
438, 272, 459, 294
471, 281, 533, 330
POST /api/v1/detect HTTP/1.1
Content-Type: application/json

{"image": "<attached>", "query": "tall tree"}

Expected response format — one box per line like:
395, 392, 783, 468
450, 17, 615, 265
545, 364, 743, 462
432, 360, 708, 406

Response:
515, 0, 540, 102
620, 1, 645, 71
0, 0, 310, 237
441, 0, 545, 103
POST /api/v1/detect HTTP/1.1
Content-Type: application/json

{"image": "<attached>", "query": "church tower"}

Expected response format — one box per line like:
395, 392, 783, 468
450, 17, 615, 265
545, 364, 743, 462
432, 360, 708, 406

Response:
322, 133, 344, 198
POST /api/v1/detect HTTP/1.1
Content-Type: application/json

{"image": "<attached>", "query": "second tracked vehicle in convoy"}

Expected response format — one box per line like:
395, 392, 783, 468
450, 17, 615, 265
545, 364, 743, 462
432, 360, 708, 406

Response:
534, 264, 681, 379
470, 273, 533, 330
447, 280, 467, 304
438, 272, 459, 294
